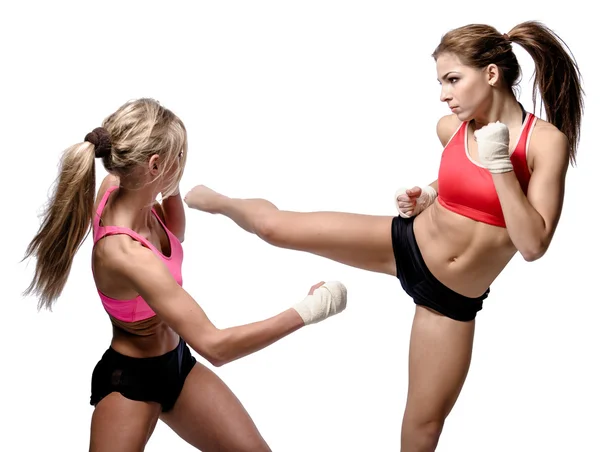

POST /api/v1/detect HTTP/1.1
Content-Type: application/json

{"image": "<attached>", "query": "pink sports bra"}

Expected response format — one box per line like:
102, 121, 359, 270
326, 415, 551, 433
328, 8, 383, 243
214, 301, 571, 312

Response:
92, 185, 184, 322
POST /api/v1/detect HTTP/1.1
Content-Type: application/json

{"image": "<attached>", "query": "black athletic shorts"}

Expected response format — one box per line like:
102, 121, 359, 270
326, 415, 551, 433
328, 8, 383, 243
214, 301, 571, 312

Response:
391, 215, 489, 321
90, 337, 197, 412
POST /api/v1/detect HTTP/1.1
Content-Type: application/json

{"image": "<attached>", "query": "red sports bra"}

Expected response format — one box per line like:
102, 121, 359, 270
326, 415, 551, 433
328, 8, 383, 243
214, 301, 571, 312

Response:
437, 113, 537, 227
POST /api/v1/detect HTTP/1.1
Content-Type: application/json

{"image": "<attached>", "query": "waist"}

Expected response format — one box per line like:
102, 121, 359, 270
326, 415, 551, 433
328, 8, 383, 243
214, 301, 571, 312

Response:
413, 201, 517, 296
110, 320, 180, 358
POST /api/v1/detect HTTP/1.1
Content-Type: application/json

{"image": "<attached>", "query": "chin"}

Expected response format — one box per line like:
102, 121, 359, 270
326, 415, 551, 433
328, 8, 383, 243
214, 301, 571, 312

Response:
455, 111, 472, 122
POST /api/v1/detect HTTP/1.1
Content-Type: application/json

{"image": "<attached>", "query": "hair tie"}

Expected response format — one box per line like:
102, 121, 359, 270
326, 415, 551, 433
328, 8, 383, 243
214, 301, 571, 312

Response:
84, 127, 112, 158
503, 33, 511, 42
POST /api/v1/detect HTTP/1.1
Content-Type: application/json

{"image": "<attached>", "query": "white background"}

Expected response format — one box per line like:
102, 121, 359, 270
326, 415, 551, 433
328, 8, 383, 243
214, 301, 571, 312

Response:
2, 1, 598, 451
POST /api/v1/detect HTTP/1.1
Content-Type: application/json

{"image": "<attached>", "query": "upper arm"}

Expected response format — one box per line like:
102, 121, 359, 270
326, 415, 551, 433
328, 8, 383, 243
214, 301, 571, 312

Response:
106, 239, 218, 354
526, 127, 570, 243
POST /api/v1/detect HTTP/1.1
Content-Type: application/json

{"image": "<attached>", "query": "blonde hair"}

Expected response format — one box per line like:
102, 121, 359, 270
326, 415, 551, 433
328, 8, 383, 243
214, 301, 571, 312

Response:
23, 98, 188, 310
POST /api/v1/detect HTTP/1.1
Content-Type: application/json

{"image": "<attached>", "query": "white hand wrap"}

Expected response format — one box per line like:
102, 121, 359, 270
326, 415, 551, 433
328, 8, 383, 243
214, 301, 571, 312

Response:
473, 121, 513, 174
395, 185, 438, 218
293, 281, 347, 326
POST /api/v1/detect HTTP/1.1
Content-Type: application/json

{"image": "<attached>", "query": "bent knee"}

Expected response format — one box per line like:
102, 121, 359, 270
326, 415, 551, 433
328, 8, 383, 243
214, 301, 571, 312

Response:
225, 435, 271, 452
402, 417, 444, 451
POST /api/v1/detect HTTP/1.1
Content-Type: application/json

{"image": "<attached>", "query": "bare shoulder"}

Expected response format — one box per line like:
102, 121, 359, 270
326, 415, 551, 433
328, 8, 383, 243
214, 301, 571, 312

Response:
94, 174, 120, 211
528, 118, 569, 170
436, 114, 462, 147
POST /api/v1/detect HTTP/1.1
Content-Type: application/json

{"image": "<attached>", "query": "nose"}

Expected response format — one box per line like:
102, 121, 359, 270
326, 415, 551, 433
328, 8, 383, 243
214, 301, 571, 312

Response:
440, 85, 451, 103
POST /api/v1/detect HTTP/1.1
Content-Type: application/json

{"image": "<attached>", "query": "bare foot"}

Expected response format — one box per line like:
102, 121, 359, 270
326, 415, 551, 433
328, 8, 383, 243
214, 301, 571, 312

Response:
183, 185, 229, 213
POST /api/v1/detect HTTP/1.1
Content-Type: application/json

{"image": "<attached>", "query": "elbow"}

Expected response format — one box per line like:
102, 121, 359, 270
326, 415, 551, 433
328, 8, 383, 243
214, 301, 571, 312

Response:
207, 353, 228, 368
206, 356, 226, 367
521, 251, 542, 263
199, 330, 232, 367
521, 241, 549, 262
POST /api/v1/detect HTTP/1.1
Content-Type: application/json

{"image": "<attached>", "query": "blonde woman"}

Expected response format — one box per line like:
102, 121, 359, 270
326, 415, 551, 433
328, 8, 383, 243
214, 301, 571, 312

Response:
23, 98, 347, 452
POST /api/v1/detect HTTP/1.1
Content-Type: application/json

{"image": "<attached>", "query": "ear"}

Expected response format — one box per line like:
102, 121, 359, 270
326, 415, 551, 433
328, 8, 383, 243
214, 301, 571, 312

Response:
485, 64, 500, 87
148, 154, 160, 176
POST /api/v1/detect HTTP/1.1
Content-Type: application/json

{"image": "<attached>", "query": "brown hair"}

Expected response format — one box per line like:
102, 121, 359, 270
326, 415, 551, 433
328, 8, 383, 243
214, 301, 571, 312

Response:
432, 21, 584, 164
23, 98, 188, 310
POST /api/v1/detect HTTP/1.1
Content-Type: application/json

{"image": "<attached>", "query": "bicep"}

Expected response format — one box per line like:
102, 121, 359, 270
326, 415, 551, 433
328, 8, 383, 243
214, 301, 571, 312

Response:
526, 133, 570, 237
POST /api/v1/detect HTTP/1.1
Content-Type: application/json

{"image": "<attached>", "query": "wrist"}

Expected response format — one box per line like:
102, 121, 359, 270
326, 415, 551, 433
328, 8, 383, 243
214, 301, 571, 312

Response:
287, 307, 307, 328
162, 190, 181, 201
421, 185, 438, 200
164, 183, 181, 197
417, 185, 438, 210
486, 158, 514, 174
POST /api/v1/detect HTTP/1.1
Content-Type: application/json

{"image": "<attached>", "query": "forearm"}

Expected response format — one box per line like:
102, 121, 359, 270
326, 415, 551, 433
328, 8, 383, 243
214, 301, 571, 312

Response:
492, 172, 548, 261
209, 308, 304, 366
161, 189, 186, 241
182, 281, 345, 366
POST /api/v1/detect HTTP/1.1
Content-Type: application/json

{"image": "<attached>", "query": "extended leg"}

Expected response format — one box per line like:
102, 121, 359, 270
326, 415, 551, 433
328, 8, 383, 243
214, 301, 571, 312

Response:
185, 185, 397, 276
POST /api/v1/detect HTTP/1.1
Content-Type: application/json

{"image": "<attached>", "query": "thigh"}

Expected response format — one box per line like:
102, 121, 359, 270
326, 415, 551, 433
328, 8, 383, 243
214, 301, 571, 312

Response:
160, 362, 271, 452
264, 210, 397, 276
402, 305, 475, 428
90, 392, 161, 452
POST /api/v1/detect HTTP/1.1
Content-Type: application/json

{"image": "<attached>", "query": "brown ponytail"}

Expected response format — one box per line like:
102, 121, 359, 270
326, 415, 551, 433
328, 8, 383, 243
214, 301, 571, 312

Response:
433, 20, 584, 164
508, 21, 584, 164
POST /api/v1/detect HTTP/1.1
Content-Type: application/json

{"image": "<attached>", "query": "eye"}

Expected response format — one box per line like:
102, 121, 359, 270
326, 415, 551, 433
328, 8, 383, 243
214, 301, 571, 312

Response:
438, 77, 459, 86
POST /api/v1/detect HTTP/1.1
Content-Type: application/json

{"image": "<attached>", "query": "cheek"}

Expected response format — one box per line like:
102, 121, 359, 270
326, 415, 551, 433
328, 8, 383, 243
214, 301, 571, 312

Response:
471, 79, 490, 101
458, 82, 474, 102
460, 80, 486, 107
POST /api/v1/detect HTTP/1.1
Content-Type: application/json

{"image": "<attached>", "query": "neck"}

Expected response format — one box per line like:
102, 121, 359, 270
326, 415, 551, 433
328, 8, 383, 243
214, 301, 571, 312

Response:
472, 93, 523, 130
111, 183, 159, 232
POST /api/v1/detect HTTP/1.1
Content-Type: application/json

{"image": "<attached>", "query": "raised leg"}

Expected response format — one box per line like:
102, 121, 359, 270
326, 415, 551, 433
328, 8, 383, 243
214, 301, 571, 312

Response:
184, 185, 397, 276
